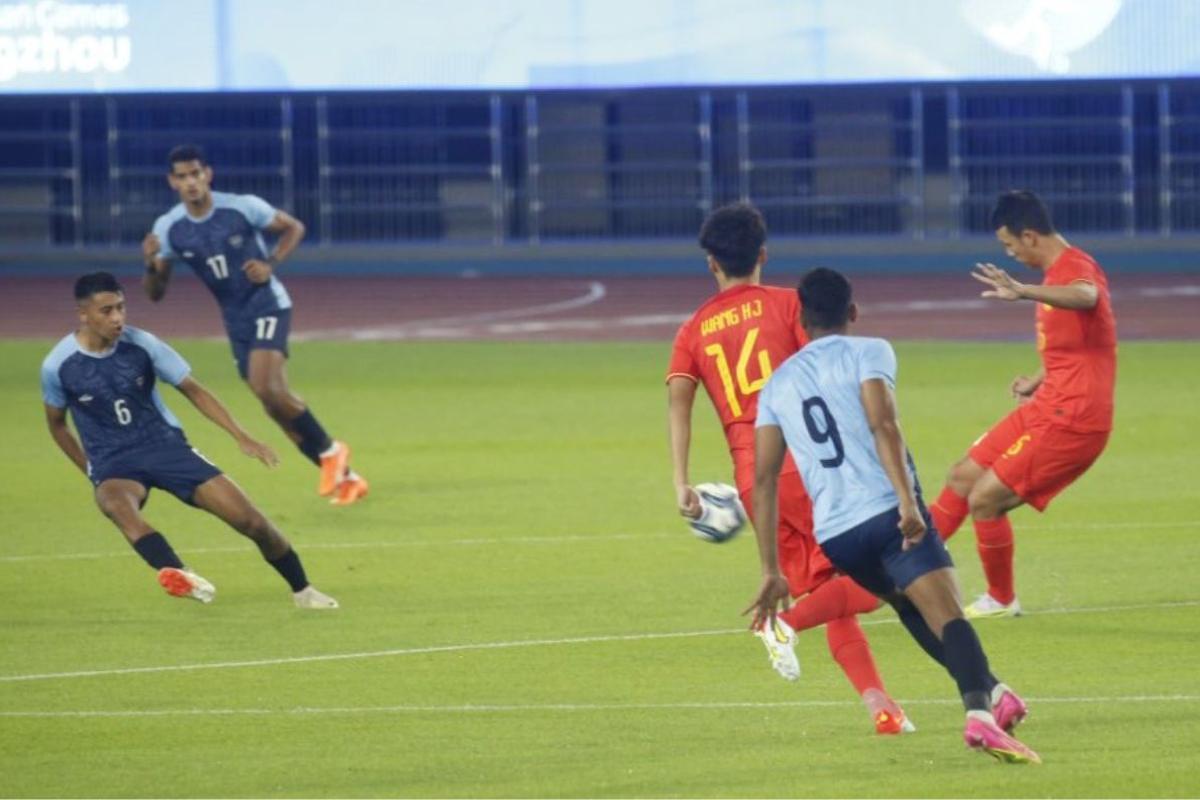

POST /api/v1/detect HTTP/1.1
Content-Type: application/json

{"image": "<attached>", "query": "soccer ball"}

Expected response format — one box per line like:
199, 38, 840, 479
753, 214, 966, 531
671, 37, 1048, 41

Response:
687, 482, 747, 544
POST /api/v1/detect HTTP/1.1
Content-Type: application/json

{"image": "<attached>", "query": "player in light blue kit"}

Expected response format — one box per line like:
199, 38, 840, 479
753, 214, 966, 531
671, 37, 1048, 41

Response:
42, 272, 339, 609
744, 268, 1040, 764
142, 145, 368, 505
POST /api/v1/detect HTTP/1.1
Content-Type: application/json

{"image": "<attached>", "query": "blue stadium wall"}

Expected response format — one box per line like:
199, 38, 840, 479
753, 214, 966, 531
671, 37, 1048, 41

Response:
3, 78, 1200, 275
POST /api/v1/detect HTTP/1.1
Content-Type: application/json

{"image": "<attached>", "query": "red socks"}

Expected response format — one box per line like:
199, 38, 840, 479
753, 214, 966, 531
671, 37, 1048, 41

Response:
825, 617, 884, 696
974, 516, 1016, 604
781, 576, 880, 633
930, 486, 969, 541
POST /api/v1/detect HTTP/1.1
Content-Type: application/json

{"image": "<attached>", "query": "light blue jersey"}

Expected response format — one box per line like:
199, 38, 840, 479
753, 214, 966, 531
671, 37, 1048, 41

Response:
41, 326, 191, 471
757, 335, 919, 544
152, 191, 291, 321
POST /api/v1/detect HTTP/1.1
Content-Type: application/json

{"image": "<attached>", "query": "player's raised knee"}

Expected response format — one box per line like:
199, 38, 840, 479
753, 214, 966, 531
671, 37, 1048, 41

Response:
946, 457, 982, 496
967, 483, 1005, 520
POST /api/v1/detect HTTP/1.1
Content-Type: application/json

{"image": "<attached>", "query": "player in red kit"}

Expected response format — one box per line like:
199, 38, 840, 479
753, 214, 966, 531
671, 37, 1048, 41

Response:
929, 191, 1117, 619
666, 204, 913, 735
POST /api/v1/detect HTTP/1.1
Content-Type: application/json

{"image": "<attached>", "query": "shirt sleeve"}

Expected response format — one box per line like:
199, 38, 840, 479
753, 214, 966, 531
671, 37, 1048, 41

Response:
152, 214, 179, 260
1048, 251, 1097, 286
128, 329, 191, 386
756, 382, 780, 428
233, 194, 279, 230
857, 338, 897, 388
40, 360, 66, 407
665, 323, 700, 383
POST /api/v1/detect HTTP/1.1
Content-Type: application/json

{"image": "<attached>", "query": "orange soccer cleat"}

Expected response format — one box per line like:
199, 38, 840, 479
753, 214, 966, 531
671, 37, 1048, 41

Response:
330, 473, 369, 506
318, 441, 351, 496
874, 707, 916, 735
157, 567, 215, 603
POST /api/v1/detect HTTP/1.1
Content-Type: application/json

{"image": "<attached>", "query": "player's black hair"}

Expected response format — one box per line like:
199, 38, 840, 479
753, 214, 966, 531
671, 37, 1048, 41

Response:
167, 143, 207, 170
74, 271, 124, 301
798, 267, 853, 330
990, 190, 1055, 235
698, 203, 767, 277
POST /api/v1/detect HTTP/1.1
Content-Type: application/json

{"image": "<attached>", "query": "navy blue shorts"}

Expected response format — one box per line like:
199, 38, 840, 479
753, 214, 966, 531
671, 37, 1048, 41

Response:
90, 440, 222, 506
819, 504, 953, 595
227, 308, 291, 379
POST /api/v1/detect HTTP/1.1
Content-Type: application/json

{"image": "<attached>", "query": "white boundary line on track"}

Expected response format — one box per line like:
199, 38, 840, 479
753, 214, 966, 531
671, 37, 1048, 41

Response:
293, 280, 608, 341
2, 694, 1197, 719
289, 286, 1199, 340
2, 520, 1194, 565
1, 599, 1194, 684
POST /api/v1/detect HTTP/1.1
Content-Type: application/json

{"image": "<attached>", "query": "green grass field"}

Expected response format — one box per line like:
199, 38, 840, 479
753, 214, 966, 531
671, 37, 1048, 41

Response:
0, 338, 1197, 798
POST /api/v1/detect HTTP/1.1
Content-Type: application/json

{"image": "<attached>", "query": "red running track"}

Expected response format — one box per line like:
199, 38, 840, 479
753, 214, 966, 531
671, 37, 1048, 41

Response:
5, 273, 1197, 342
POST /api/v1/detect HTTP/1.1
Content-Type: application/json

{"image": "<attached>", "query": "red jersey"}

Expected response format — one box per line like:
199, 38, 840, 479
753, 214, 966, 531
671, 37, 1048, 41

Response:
1031, 247, 1117, 433
667, 284, 808, 483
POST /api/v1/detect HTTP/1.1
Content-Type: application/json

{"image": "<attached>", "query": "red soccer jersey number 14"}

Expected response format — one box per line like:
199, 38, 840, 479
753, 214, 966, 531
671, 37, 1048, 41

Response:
667, 284, 808, 438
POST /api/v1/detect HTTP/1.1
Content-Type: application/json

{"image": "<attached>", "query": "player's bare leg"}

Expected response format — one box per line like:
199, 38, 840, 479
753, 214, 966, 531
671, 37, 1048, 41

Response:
246, 349, 366, 503
93, 478, 213, 602
191, 474, 289, 558
965, 470, 1025, 619
902, 568, 1040, 764
191, 474, 337, 608
930, 456, 985, 541
93, 479, 154, 543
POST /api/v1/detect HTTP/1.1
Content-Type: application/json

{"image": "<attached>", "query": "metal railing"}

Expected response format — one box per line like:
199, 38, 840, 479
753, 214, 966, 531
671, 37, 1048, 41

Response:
1, 80, 1197, 247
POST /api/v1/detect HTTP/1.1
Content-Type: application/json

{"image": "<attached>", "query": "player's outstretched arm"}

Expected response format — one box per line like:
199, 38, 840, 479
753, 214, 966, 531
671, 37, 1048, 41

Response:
44, 404, 88, 475
972, 263, 1098, 310
861, 378, 926, 549
141, 233, 172, 302
743, 424, 790, 628
666, 377, 701, 519
175, 377, 279, 468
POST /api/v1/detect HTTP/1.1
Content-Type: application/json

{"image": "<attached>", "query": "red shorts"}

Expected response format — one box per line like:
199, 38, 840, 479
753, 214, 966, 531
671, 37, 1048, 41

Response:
968, 403, 1110, 512
738, 471, 834, 598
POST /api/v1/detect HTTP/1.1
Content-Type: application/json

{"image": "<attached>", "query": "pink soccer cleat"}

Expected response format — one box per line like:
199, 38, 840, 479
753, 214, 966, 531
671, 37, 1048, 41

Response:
964, 716, 1041, 764
992, 685, 1029, 733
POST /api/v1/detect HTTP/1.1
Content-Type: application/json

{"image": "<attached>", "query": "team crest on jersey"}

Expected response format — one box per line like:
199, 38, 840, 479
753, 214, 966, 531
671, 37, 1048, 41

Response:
228, 234, 243, 248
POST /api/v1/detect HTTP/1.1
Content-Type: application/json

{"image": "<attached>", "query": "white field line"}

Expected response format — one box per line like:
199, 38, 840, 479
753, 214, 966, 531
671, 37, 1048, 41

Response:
292, 280, 607, 342
3, 519, 1194, 565
2, 694, 1197, 719
0, 532, 677, 564
0, 599, 1194, 685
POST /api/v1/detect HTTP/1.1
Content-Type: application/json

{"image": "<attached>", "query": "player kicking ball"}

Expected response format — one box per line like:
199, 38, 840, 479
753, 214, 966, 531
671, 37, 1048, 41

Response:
745, 268, 1039, 764
41, 272, 338, 610
928, 190, 1116, 619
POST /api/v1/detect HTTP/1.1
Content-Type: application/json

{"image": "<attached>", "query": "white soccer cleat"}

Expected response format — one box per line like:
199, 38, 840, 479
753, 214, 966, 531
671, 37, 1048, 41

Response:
293, 586, 339, 610
754, 616, 800, 681
964, 593, 1022, 619
157, 567, 216, 604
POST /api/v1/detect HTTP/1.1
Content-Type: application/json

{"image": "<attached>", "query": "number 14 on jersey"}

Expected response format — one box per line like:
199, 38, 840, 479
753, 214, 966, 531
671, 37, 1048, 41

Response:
704, 327, 772, 417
